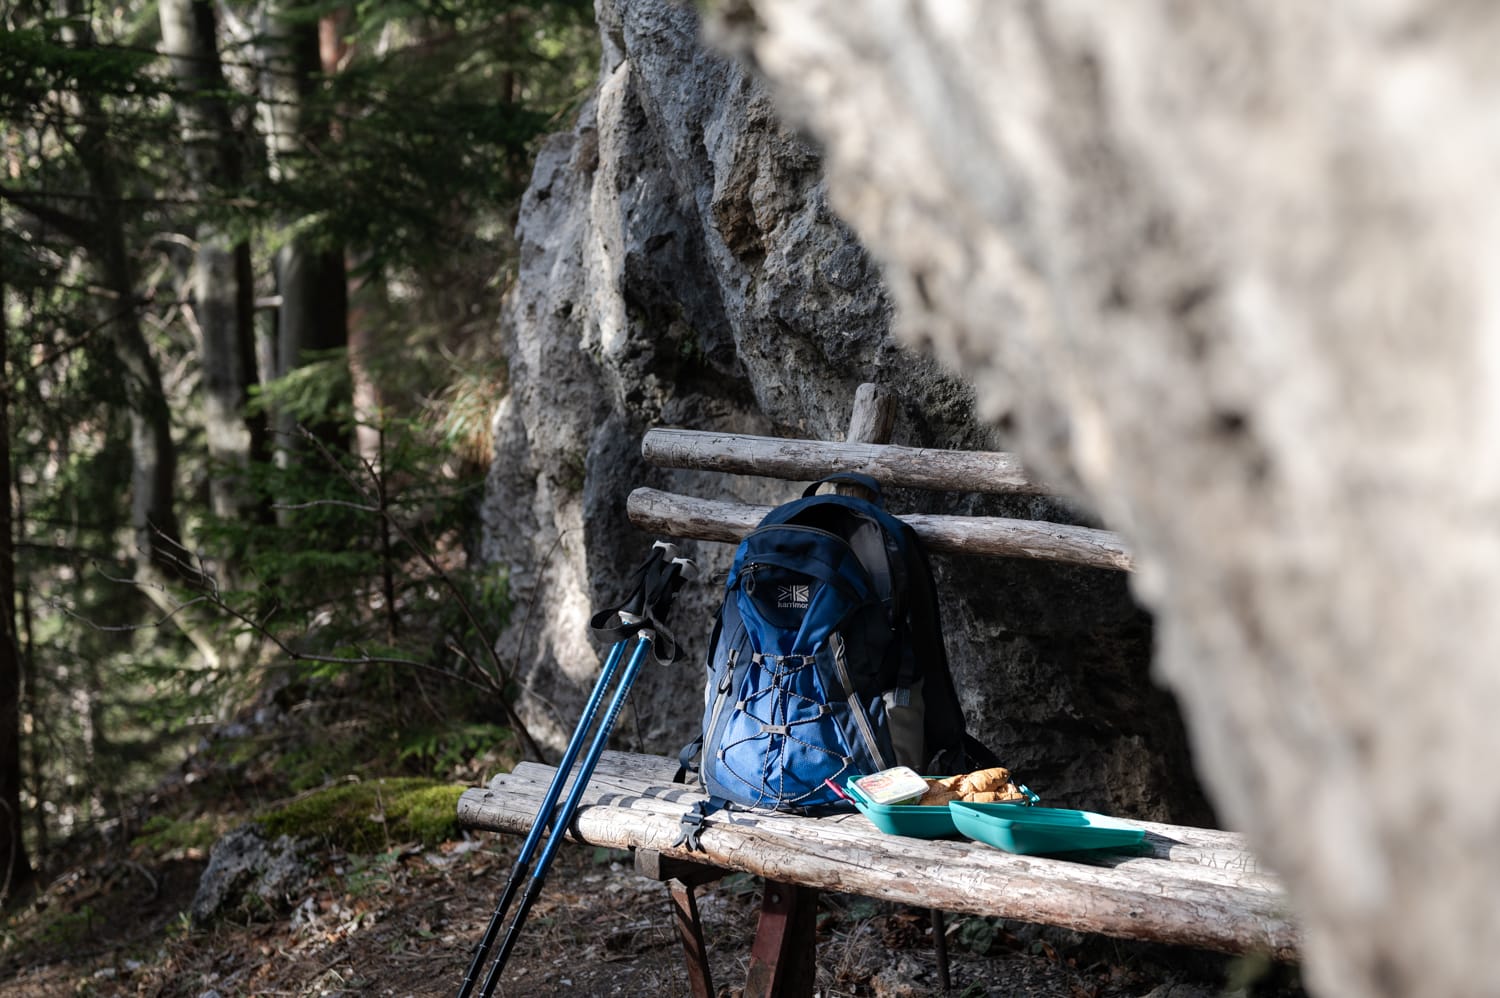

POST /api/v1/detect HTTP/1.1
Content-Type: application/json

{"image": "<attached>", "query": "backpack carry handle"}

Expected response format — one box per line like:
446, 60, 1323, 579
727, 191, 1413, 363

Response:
802, 472, 883, 503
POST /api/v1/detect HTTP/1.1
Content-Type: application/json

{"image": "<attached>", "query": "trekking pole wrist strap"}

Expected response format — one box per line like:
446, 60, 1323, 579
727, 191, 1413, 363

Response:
589, 543, 697, 662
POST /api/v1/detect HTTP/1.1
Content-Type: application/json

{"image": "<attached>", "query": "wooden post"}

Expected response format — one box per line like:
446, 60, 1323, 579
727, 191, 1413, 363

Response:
932, 907, 951, 991
845, 383, 898, 452
845, 384, 954, 991
745, 881, 820, 996
835, 383, 896, 502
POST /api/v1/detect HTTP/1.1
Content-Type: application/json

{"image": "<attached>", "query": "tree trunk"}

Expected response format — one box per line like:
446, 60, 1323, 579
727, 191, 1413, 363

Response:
0, 258, 36, 909
58, 0, 184, 587
92, 159, 187, 590
261, 0, 349, 459
158, 0, 269, 524
13, 474, 44, 874
57, 0, 220, 669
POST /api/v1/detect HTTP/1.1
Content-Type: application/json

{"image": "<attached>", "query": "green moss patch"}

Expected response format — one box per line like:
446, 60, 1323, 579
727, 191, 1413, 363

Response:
130, 814, 221, 855
256, 778, 465, 852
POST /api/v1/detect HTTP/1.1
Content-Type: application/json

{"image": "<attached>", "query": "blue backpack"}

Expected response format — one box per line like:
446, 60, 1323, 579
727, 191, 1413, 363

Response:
678, 474, 995, 819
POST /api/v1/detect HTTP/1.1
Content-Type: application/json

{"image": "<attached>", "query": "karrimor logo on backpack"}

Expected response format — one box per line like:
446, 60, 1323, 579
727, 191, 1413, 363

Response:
776, 585, 809, 609
678, 473, 997, 817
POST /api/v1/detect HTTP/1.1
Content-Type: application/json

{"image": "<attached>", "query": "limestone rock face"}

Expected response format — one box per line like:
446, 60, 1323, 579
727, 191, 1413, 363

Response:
479, 0, 1210, 831
736, 2, 1500, 995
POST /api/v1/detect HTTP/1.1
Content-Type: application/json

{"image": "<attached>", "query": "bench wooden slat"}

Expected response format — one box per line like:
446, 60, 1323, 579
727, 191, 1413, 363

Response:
497, 759, 1278, 893
501, 758, 1280, 892
643, 428, 1053, 495
505, 752, 1254, 855
627, 487, 1135, 572
457, 752, 1297, 960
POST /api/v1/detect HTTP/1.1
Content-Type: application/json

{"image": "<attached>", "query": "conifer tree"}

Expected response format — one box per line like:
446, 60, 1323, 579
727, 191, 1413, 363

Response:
158, 0, 268, 525
0, 0, 598, 862
0, 259, 35, 909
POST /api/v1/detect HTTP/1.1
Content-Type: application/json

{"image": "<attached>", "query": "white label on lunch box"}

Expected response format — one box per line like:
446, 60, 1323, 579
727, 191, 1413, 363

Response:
852, 766, 929, 806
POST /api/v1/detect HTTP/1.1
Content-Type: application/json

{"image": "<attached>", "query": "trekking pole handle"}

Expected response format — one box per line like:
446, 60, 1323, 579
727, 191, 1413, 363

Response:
652, 538, 699, 584
671, 554, 699, 583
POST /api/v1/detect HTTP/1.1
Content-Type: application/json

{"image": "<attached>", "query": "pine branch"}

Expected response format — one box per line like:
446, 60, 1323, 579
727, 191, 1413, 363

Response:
0, 185, 262, 210
83, 547, 499, 696
293, 426, 548, 764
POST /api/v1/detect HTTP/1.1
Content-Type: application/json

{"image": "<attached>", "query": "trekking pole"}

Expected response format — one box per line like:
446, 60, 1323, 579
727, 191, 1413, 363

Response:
455, 638, 631, 998
458, 542, 695, 998
475, 632, 656, 996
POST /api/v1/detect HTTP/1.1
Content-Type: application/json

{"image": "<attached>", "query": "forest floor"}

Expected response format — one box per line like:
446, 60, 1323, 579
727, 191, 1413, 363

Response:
0, 676, 1306, 998
0, 825, 1306, 998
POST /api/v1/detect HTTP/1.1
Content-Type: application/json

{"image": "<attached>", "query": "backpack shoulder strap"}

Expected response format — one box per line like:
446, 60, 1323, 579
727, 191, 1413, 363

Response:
899, 526, 973, 759
847, 518, 895, 608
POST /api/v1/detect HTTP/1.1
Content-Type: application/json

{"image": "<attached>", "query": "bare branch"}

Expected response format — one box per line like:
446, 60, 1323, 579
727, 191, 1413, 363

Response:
272, 498, 383, 514
44, 592, 214, 634
88, 542, 499, 695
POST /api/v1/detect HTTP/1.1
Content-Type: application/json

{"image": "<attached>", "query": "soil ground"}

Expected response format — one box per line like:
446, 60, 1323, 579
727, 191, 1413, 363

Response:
0, 672, 1306, 998
1, 827, 1304, 998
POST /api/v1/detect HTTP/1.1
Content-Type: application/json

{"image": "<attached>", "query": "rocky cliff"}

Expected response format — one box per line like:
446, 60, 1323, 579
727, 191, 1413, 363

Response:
480, 0, 1211, 824
734, 2, 1500, 996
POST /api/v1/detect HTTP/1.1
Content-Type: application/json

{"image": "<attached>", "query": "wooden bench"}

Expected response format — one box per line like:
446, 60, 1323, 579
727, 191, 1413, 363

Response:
457, 384, 1298, 995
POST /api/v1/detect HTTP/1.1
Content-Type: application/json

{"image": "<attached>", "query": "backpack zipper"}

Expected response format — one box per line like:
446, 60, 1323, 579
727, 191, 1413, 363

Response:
743, 523, 861, 560
742, 522, 882, 596
746, 520, 887, 572
830, 633, 890, 771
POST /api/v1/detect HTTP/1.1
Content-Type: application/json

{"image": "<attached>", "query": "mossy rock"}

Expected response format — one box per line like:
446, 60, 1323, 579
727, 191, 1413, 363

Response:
256, 778, 465, 853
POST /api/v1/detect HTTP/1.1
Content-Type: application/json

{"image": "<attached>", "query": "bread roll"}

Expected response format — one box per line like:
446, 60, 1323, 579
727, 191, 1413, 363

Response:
957, 767, 1011, 795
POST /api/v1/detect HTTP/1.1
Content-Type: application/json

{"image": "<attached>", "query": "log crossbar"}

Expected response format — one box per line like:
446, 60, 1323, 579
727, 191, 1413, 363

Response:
643, 428, 1054, 495
456, 752, 1299, 961
627, 487, 1134, 572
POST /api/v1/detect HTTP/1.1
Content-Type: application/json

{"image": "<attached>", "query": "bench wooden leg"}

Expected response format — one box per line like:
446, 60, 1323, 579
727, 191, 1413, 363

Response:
668, 878, 715, 998
635, 850, 723, 998
745, 880, 818, 997
931, 907, 951, 991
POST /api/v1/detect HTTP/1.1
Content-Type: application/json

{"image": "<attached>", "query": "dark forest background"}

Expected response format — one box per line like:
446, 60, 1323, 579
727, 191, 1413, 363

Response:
0, 0, 600, 909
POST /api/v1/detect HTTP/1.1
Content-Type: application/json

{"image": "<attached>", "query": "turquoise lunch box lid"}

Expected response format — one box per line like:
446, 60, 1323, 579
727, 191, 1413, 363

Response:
949, 801, 1146, 856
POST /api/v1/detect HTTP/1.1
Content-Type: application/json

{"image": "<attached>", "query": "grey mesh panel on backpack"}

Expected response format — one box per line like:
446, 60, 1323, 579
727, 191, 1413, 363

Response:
679, 473, 998, 813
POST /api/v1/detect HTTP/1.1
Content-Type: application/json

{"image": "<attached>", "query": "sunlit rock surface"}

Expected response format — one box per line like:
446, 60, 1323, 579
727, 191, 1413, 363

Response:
480, 0, 1211, 827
